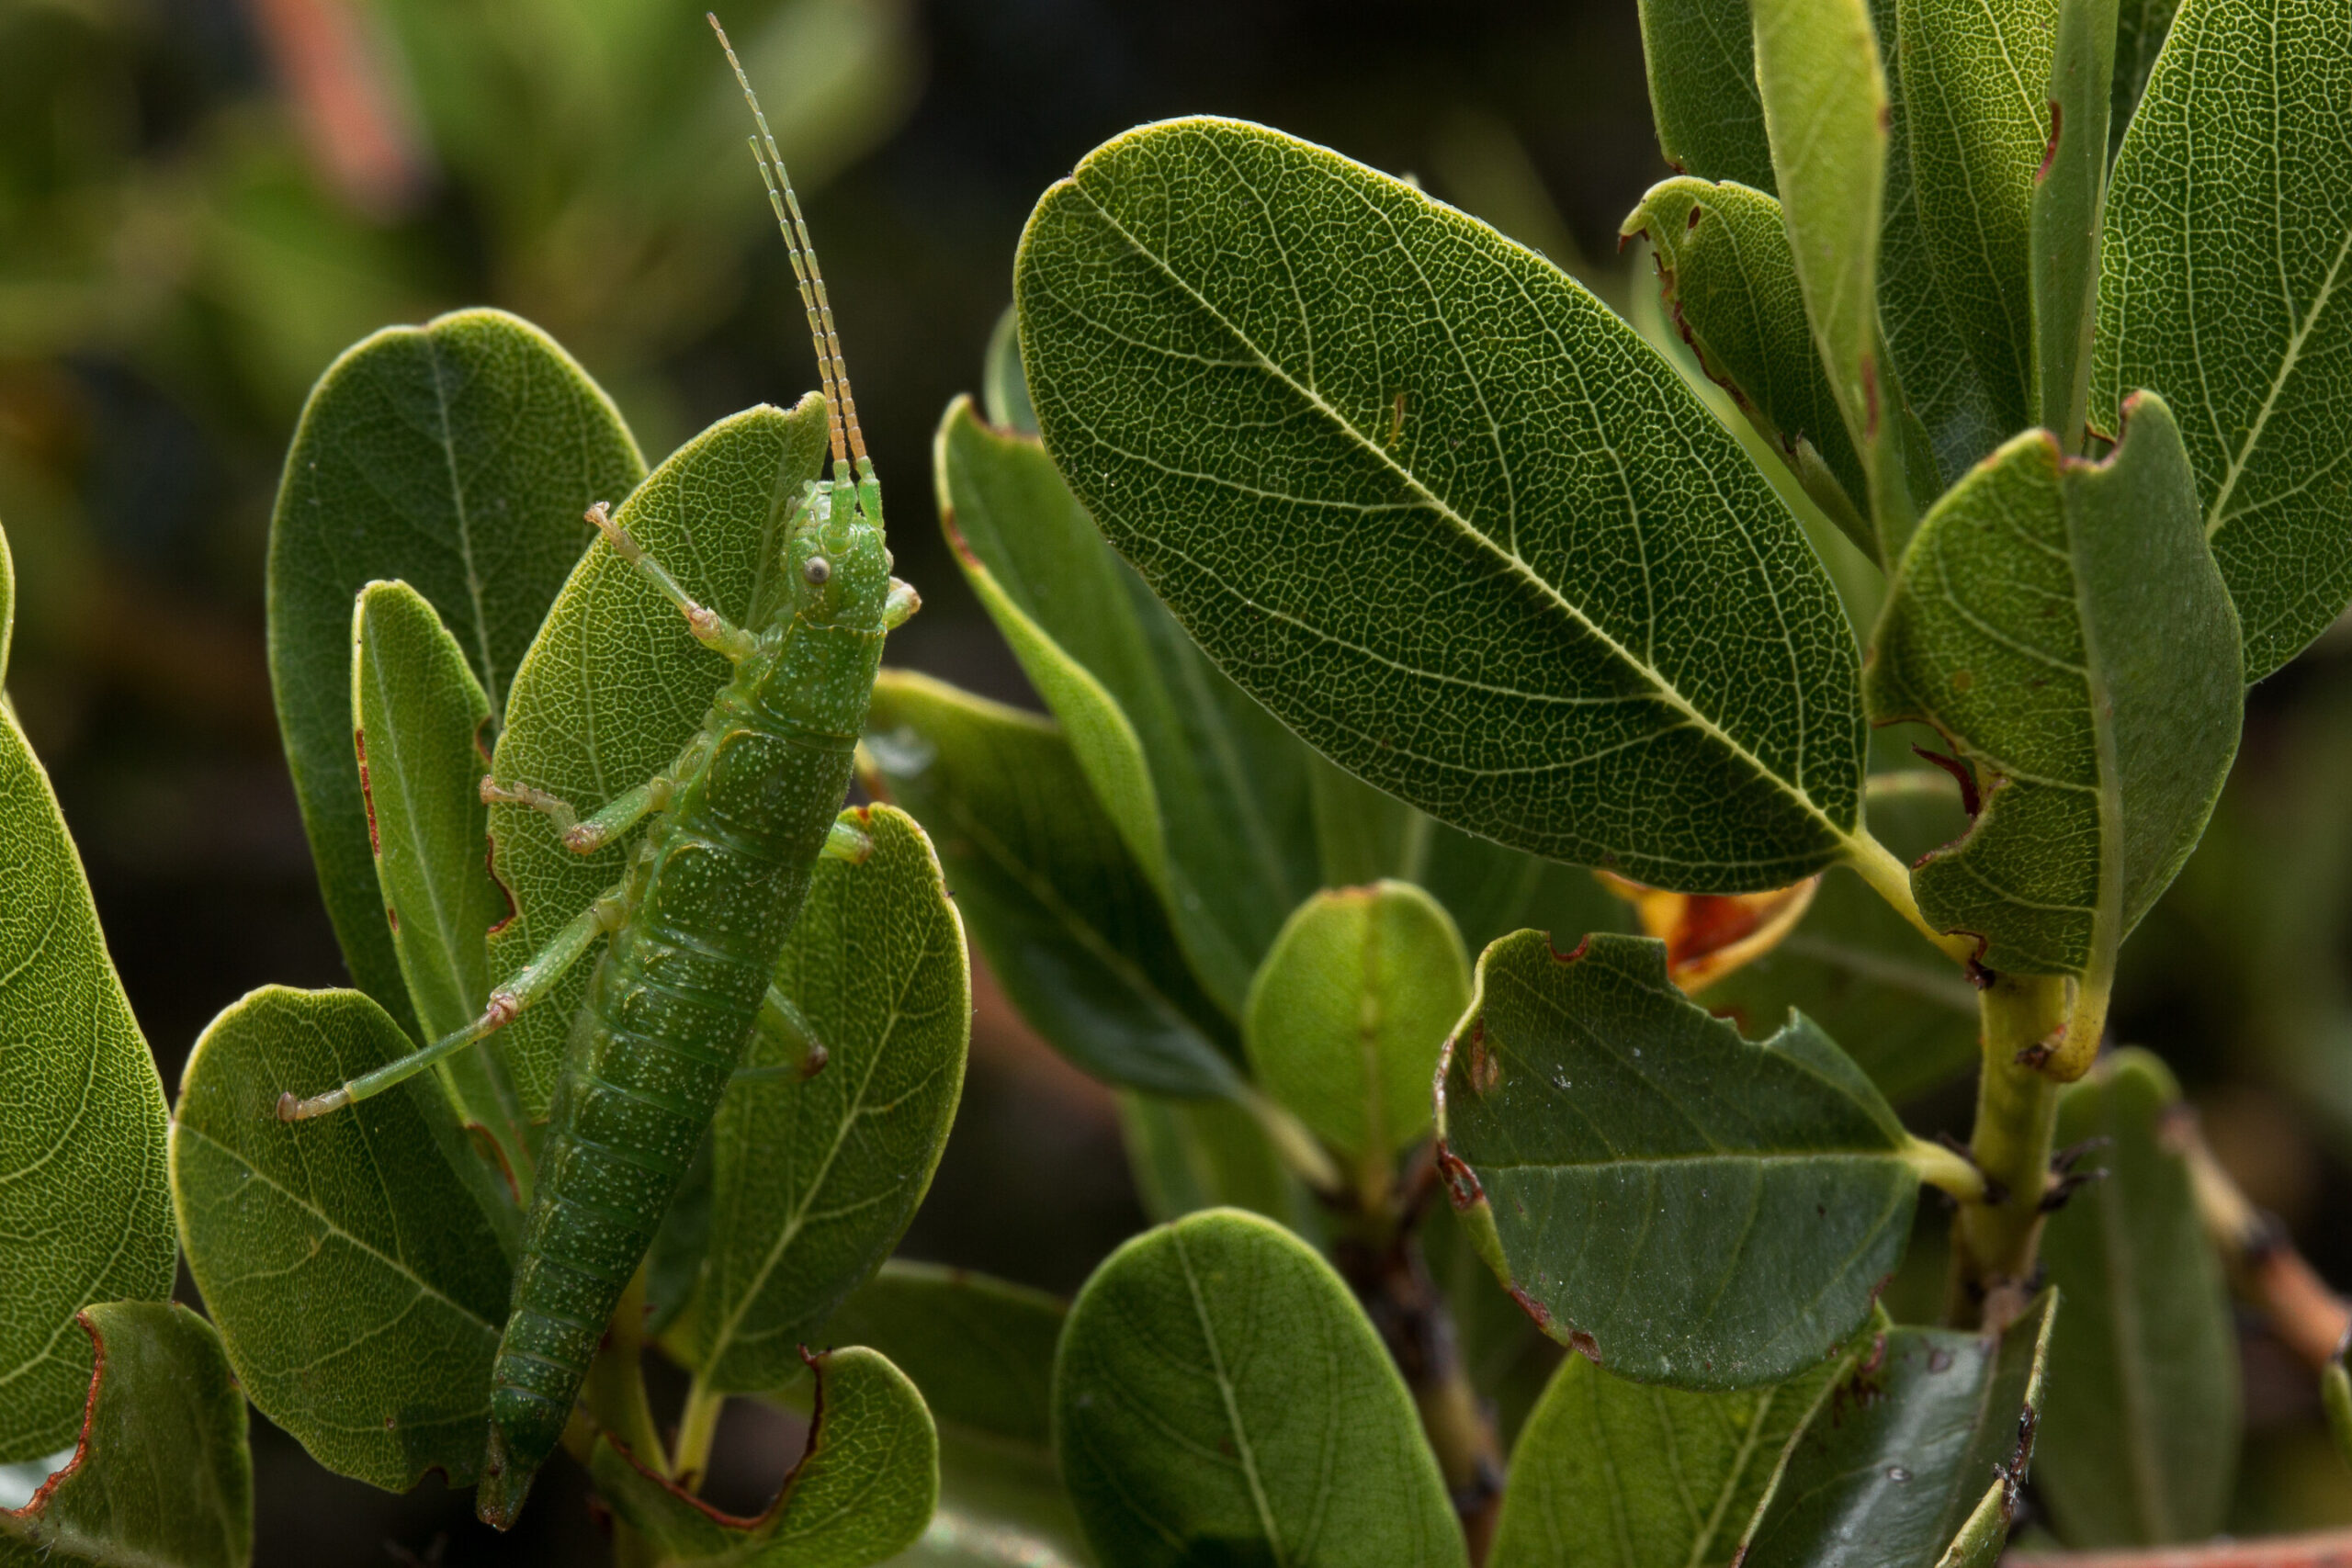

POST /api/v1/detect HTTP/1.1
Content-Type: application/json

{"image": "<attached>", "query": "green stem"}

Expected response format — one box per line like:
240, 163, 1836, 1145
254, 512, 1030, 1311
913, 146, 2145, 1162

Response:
577, 1266, 665, 1565
1843, 829, 1978, 965
1947, 973, 2067, 1328
672, 1374, 727, 1490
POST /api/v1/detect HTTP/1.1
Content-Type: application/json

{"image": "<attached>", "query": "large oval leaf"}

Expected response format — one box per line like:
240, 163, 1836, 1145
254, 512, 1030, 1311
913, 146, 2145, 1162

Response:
0, 525, 174, 1462
1016, 116, 1867, 894
1866, 395, 2240, 1073
2035, 1049, 2238, 1545
671, 806, 969, 1395
352, 580, 531, 1185
268, 309, 644, 1037
487, 396, 830, 1113
937, 395, 1317, 1013
170, 987, 512, 1491
1487, 1334, 1861, 1568
1435, 933, 1921, 1390
863, 671, 1243, 1100
1053, 1208, 1465, 1568
0, 1303, 250, 1568
2093, 0, 2352, 679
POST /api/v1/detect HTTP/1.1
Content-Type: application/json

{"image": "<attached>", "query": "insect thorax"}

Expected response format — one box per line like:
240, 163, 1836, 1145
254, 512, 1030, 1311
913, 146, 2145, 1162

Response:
737, 471, 890, 740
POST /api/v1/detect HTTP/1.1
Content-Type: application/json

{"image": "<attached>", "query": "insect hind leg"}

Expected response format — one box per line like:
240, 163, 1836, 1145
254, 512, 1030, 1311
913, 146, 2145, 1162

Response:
276, 887, 628, 1122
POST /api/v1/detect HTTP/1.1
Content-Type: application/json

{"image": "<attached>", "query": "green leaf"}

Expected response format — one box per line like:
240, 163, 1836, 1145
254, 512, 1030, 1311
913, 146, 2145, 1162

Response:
595, 1346, 937, 1568
1244, 881, 1469, 1171
983, 309, 1039, 436
668, 806, 967, 1395
1487, 1336, 1860, 1568
935, 394, 1317, 1013
2030, 0, 2120, 447
1017, 116, 1868, 893
1873, 0, 2007, 486
863, 671, 1242, 1100
2092, 0, 2352, 679
815, 1263, 1091, 1565
2109, 0, 2178, 156
888, 1513, 1086, 1566
1637, 0, 1775, 192
268, 309, 644, 1040
1894, 0, 2056, 441
0, 1303, 250, 1568
352, 580, 531, 1185
1739, 1292, 2057, 1567
1865, 394, 2241, 1074
1695, 784, 1981, 1104
1301, 755, 1628, 960
1622, 177, 1876, 558
170, 987, 512, 1491
0, 599, 174, 1461
1114, 1095, 1327, 1244
1753, 0, 1917, 550
2035, 1049, 2238, 1545
487, 397, 830, 1113
1053, 1208, 1466, 1568
2326, 1343, 2352, 1477
1434, 932, 1919, 1390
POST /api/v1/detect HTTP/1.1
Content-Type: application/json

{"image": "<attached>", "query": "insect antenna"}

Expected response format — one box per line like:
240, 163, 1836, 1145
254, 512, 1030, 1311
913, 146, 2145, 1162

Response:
710, 13, 869, 481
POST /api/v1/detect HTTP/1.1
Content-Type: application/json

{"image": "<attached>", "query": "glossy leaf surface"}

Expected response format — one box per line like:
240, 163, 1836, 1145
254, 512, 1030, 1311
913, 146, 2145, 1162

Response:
1054, 1209, 1464, 1568
171, 987, 511, 1490
0, 1303, 249, 1568
596, 1347, 936, 1568
2030, 0, 2120, 446
2036, 1049, 2237, 1545
488, 397, 830, 1113
1436, 933, 1917, 1389
269, 309, 642, 1038
1623, 177, 1873, 557
936, 395, 1317, 1013
2093, 0, 2352, 678
674, 807, 967, 1394
863, 672, 1241, 1100
0, 529, 173, 1461
1895, 0, 2055, 438
352, 580, 530, 1180
1018, 116, 1867, 893
1697, 785, 1979, 1104
1741, 1293, 2056, 1567
1487, 1337, 1859, 1568
1245, 881, 1469, 1167
1867, 396, 2240, 1068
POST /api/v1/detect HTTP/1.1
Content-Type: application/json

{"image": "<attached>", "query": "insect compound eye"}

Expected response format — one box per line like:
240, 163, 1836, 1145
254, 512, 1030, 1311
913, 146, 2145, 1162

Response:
802, 556, 832, 586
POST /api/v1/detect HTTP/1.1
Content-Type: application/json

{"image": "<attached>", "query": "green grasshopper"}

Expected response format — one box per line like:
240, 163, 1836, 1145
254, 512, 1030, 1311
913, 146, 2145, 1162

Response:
274, 17, 917, 1526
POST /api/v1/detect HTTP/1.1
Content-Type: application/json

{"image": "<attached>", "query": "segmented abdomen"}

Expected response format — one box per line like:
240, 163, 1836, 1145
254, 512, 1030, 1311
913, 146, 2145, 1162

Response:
485, 713, 861, 1472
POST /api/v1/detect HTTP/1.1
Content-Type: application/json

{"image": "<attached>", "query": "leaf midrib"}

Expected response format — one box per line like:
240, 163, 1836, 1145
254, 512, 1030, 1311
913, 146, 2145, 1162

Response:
1058, 164, 1851, 845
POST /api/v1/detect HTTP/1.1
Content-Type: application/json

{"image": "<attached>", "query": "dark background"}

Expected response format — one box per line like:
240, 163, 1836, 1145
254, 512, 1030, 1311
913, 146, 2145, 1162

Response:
4, 0, 2350, 1557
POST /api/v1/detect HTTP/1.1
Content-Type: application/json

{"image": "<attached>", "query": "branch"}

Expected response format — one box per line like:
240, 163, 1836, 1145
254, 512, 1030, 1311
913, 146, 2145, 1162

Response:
2176, 1105, 2351, 1369
2005, 1530, 2352, 1567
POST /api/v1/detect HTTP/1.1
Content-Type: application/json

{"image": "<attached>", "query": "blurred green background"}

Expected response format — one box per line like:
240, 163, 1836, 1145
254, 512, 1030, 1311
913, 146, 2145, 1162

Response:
5, 0, 2349, 1557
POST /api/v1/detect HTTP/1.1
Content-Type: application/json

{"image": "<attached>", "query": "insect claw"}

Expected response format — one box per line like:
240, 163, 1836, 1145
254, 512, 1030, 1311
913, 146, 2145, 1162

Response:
276, 1091, 300, 1122
799, 1043, 830, 1079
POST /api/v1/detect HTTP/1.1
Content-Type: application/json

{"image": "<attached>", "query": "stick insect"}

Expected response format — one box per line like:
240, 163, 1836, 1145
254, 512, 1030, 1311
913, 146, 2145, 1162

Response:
273, 17, 918, 1528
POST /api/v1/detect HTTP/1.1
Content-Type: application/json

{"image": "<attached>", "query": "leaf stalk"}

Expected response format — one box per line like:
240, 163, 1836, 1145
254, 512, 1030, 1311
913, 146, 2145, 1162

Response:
1843, 829, 1978, 964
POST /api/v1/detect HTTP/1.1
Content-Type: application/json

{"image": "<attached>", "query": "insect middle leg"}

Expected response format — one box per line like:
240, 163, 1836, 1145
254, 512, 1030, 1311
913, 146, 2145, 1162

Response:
276, 887, 628, 1122
481, 775, 673, 854
584, 501, 757, 660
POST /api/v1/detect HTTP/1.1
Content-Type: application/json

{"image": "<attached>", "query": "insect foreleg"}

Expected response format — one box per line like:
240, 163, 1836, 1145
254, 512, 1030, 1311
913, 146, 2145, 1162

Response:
730, 985, 831, 1082
882, 577, 921, 629
822, 817, 873, 863
584, 501, 755, 661
275, 886, 627, 1122
558, 777, 672, 853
